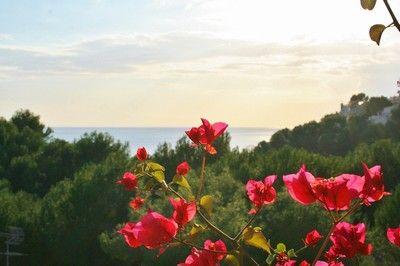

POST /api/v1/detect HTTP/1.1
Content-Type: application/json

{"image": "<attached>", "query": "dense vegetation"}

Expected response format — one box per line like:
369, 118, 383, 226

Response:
0, 93, 399, 265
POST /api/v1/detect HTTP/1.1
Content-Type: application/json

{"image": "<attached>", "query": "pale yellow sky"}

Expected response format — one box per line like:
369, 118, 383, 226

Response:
1, 0, 399, 127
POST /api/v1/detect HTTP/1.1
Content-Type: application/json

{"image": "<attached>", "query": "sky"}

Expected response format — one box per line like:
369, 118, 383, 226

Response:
0, 0, 399, 128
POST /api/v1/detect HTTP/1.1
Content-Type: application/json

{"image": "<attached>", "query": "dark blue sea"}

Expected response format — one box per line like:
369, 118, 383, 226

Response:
52, 127, 277, 154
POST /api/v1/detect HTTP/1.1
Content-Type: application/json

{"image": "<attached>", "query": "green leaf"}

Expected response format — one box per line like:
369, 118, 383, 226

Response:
276, 243, 286, 253
266, 254, 276, 265
199, 195, 213, 216
243, 226, 271, 253
360, 0, 377, 10
146, 162, 165, 182
287, 249, 296, 258
173, 175, 191, 191
369, 24, 386, 45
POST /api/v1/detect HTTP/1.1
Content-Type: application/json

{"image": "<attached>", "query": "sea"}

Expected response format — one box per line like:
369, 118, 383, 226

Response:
52, 127, 277, 154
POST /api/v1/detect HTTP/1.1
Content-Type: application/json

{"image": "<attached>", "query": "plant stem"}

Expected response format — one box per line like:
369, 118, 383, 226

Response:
197, 208, 235, 242
312, 200, 363, 265
295, 245, 308, 256
312, 222, 336, 266
241, 248, 260, 266
234, 206, 263, 241
383, 0, 400, 31
196, 155, 207, 200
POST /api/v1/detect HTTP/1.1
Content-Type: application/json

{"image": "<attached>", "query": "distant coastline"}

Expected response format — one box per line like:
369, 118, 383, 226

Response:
51, 127, 278, 154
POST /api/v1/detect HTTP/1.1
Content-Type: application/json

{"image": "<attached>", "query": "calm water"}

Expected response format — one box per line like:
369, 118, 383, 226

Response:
52, 127, 277, 154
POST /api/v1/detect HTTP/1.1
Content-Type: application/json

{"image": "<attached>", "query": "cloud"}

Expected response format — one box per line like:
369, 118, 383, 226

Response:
0, 32, 399, 80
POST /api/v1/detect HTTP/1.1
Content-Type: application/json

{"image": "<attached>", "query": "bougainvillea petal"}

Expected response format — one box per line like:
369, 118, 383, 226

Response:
129, 196, 145, 210
132, 211, 178, 249
136, 147, 148, 161
246, 175, 277, 207
116, 172, 138, 190
169, 197, 197, 227
118, 222, 141, 248
176, 161, 190, 176
387, 227, 400, 247
304, 229, 323, 246
283, 166, 317, 205
360, 163, 388, 204
329, 222, 372, 258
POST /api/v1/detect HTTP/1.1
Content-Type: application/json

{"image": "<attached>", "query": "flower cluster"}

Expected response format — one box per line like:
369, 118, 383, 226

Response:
114, 118, 397, 266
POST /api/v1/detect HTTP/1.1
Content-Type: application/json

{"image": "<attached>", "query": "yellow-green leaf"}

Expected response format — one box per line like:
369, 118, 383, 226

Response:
242, 227, 271, 254
361, 0, 377, 10
173, 175, 191, 191
224, 254, 240, 266
146, 162, 165, 182
189, 223, 206, 238
276, 243, 286, 253
199, 195, 213, 216
369, 24, 386, 45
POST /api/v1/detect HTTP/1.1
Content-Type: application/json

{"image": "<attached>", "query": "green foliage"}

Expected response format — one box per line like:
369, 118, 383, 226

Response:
1, 107, 400, 264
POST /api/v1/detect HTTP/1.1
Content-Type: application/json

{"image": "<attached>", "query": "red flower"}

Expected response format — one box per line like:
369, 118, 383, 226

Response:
304, 229, 323, 246
283, 165, 317, 205
315, 261, 344, 266
312, 174, 364, 211
300, 261, 310, 266
118, 222, 141, 248
136, 147, 148, 161
132, 211, 178, 249
169, 197, 196, 227
178, 239, 227, 266
178, 248, 216, 266
176, 161, 190, 176
186, 118, 228, 155
284, 166, 364, 211
246, 175, 277, 207
387, 227, 400, 247
204, 239, 227, 261
116, 172, 138, 190
329, 222, 373, 258
275, 252, 296, 266
129, 196, 145, 210
360, 163, 389, 205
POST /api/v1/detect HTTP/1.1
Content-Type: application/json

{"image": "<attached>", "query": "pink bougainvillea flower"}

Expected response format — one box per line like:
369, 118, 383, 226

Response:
132, 211, 178, 249
329, 222, 373, 258
304, 229, 323, 246
387, 226, 400, 247
315, 261, 344, 266
312, 174, 364, 211
246, 175, 277, 207
129, 196, 145, 210
118, 222, 141, 248
178, 239, 227, 266
203, 239, 227, 261
185, 118, 228, 155
116, 172, 138, 190
283, 165, 317, 205
176, 161, 190, 176
360, 163, 390, 205
299, 261, 310, 266
275, 252, 296, 266
136, 147, 148, 161
169, 197, 196, 227
178, 247, 216, 266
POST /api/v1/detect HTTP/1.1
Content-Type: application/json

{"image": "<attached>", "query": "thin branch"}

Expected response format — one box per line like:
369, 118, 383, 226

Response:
196, 155, 207, 200
241, 248, 260, 266
312, 222, 336, 266
197, 208, 235, 242
234, 206, 263, 241
383, 0, 400, 31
